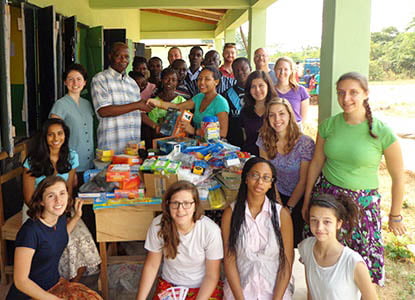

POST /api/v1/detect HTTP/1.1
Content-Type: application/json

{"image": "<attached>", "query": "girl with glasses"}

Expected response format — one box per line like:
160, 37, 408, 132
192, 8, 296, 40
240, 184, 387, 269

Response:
222, 157, 294, 300
136, 181, 224, 300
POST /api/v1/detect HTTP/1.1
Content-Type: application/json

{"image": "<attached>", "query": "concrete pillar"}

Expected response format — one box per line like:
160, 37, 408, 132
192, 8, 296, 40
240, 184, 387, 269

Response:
214, 37, 224, 53
224, 29, 236, 43
319, 0, 371, 122
247, 7, 266, 65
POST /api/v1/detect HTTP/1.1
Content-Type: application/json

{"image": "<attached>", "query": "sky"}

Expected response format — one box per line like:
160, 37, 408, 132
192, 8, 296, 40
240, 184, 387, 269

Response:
267, 0, 415, 51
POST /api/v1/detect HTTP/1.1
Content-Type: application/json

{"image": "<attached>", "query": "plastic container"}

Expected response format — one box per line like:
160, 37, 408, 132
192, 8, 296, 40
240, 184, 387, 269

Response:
201, 116, 220, 141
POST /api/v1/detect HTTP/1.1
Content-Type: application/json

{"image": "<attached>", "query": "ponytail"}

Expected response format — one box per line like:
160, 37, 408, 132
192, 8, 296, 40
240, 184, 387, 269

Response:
363, 98, 378, 139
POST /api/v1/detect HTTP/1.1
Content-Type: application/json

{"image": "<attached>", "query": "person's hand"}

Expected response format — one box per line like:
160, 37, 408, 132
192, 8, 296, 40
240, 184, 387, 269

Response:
180, 120, 195, 135
146, 98, 161, 109
73, 198, 83, 219
388, 215, 406, 236
301, 205, 309, 223
136, 100, 152, 112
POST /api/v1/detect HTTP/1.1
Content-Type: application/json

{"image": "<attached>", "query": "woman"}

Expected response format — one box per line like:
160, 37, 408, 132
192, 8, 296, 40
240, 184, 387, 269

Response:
23, 118, 101, 282
274, 57, 310, 125
147, 66, 229, 138
240, 71, 276, 156
302, 72, 406, 286
7, 176, 102, 300
50, 63, 94, 175
257, 98, 315, 247
222, 157, 294, 300
136, 181, 223, 300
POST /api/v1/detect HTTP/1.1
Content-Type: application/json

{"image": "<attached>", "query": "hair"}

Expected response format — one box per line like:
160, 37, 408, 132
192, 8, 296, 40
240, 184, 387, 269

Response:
132, 56, 147, 69
171, 59, 187, 68
27, 175, 71, 220
128, 70, 146, 81
110, 42, 128, 55
158, 181, 204, 259
275, 56, 299, 91
26, 118, 72, 178
149, 56, 162, 65
242, 70, 277, 117
200, 65, 221, 81
223, 42, 237, 51
336, 72, 377, 139
63, 63, 87, 81
258, 98, 301, 158
308, 194, 360, 243
168, 47, 182, 56
190, 45, 204, 56
228, 157, 286, 275
157, 67, 178, 92
232, 57, 250, 70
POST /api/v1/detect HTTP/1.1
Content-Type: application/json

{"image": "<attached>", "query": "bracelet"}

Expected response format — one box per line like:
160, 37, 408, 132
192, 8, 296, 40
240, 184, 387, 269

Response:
389, 213, 401, 218
389, 215, 403, 222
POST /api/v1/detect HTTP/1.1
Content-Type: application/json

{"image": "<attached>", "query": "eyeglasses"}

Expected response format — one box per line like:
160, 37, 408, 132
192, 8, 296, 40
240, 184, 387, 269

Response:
247, 173, 274, 183
169, 201, 195, 210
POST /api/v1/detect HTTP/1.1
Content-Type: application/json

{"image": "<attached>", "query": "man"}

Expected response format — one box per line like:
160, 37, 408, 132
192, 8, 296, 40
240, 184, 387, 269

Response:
148, 56, 163, 86
172, 59, 191, 99
219, 43, 237, 78
167, 47, 182, 65
254, 48, 277, 84
203, 50, 236, 94
184, 46, 204, 97
91, 42, 150, 154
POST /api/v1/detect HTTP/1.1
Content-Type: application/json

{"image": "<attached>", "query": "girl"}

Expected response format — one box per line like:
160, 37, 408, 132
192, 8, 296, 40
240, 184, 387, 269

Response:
222, 157, 294, 300
274, 57, 310, 125
257, 98, 315, 247
7, 176, 102, 300
299, 194, 378, 300
147, 66, 229, 138
22, 118, 101, 282
136, 181, 223, 300
240, 71, 276, 156
302, 72, 406, 285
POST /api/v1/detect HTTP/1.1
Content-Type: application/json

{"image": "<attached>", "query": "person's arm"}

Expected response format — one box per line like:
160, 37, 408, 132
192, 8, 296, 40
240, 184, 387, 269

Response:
14, 247, 63, 300
141, 113, 160, 133
354, 262, 378, 300
301, 98, 310, 123
272, 207, 294, 300
259, 149, 269, 160
287, 160, 311, 208
136, 251, 163, 300
305, 269, 312, 300
302, 134, 326, 221
221, 207, 244, 300
23, 168, 35, 206
217, 111, 229, 138
66, 198, 83, 234
67, 169, 76, 199
97, 100, 151, 117
384, 141, 406, 235
147, 98, 194, 111
195, 259, 221, 300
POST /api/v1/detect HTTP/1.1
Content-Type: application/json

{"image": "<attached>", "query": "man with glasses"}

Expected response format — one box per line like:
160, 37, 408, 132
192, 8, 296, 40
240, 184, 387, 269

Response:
254, 48, 278, 84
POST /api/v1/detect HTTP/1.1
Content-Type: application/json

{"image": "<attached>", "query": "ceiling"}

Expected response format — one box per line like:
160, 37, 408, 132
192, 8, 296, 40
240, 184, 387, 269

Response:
141, 9, 227, 25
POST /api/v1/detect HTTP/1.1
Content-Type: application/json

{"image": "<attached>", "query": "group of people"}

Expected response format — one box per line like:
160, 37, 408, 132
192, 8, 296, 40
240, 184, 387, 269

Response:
8, 40, 406, 300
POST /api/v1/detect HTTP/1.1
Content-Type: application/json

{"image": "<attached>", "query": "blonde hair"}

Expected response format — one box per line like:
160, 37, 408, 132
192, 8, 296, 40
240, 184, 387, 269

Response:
275, 56, 299, 91
259, 97, 301, 159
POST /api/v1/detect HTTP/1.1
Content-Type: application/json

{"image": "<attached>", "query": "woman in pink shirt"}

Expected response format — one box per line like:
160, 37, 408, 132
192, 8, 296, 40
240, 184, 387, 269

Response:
222, 157, 294, 300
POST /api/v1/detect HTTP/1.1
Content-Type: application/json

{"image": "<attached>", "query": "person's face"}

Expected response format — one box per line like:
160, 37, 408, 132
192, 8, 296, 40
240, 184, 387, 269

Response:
309, 206, 342, 243
223, 47, 236, 64
162, 72, 178, 92
134, 62, 148, 75
46, 124, 65, 151
268, 104, 290, 134
245, 162, 273, 196
197, 69, 219, 94
64, 70, 86, 95
254, 48, 268, 69
189, 49, 203, 67
110, 46, 130, 73
275, 60, 292, 82
336, 79, 368, 115
135, 77, 148, 91
169, 190, 195, 229
168, 48, 182, 65
250, 78, 268, 102
149, 59, 162, 77
232, 61, 251, 86
173, 61, 188, 82
41, 182, 68, 219
204, 52, 221, 68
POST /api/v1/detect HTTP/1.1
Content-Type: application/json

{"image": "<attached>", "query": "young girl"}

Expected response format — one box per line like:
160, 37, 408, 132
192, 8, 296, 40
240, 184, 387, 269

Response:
129, 71, 156, 101
222, 157, 294, 300
147, 66, 229, 138
274, 57, 310, 125
7, 176, 102, 300
136, 181, 223, 300
239, 71, 276, 156
257, 98, 315, 247
299, 194, 378, 300
22, 118, 101, 282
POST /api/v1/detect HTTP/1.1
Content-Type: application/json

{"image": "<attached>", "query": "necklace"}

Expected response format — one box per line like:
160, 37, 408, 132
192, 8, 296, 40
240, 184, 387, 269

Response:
40, 217, 57, 230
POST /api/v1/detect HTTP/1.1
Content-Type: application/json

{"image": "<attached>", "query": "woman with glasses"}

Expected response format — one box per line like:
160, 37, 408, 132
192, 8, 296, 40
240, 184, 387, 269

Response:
222, 157, 294, 300
257, 98, 315, 247
136, 181, 224, 300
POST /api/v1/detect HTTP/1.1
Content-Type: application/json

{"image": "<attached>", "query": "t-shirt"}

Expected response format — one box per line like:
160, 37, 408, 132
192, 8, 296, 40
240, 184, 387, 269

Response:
192, 93, 230, 129
223, 85, 245, 147
148, 95, 187, 124
240, 108, 263, 156
319, 113, 397, 190
6, 216, 68, 300
298, 237, 364, 300
140, 82, 156, 101
49, 95, 94, 172
276, 85, 309, 122
145, 214, 223, 288
257, 135, 315, 196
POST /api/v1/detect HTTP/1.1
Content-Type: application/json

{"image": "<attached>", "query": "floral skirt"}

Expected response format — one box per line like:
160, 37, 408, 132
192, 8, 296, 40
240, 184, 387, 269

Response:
153, 277, 223, 300
305, 176, 385, 286
48, 278, 103, 299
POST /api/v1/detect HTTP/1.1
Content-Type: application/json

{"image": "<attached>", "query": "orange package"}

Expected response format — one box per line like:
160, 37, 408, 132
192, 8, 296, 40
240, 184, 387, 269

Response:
106, 164, 130, 182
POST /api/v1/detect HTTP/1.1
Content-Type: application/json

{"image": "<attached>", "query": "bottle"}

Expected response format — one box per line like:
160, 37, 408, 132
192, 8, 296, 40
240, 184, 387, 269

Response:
201, 116, 220, 141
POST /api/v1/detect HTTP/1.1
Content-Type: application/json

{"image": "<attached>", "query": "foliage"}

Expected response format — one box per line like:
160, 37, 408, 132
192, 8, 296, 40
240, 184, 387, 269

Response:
384, 233, 415, 262
268, 46, 320, 63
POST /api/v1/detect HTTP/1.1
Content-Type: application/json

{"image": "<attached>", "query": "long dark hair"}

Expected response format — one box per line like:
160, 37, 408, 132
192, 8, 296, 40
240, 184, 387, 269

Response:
158, 181, 204, 259
228, 157, 286, 275
26, 118, 72, 178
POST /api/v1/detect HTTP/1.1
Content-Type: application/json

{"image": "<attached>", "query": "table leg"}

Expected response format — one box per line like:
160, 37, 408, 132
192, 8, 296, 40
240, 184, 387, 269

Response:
99, 242, 109, 300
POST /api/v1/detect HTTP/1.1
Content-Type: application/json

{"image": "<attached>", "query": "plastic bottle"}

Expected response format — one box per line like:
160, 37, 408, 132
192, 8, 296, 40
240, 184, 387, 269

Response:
201, 116, 220, 141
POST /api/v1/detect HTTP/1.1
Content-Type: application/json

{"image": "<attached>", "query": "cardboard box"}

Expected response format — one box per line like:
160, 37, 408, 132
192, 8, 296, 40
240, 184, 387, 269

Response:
143, 173, 178, 197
